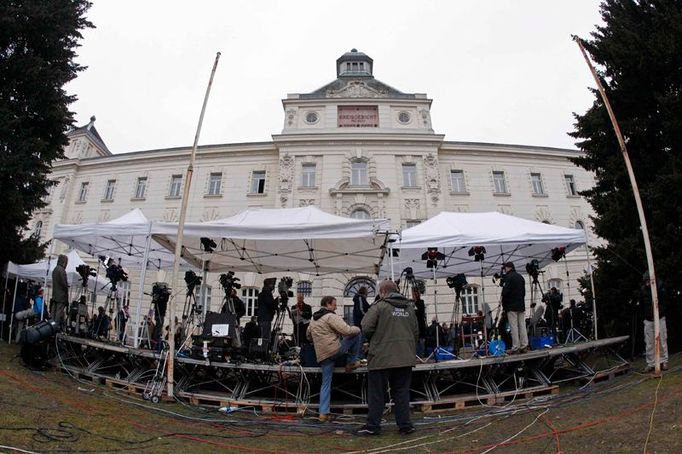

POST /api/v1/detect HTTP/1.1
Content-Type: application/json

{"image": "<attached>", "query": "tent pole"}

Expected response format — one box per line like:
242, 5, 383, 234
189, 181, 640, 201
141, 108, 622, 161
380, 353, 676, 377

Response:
167, 52, 221, 398
134, 223, 153, 348
1, 270, 9, 339
8, 278, 19, 344
584, 242, 598, 340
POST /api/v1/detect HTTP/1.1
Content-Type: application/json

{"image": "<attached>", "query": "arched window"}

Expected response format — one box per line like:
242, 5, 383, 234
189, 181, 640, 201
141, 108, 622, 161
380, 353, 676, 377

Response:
461, 286, 479, 315
344, 277, 376, 298
575, 220, 585, 230
350, 209, 371, 220
34, 220, 43, 238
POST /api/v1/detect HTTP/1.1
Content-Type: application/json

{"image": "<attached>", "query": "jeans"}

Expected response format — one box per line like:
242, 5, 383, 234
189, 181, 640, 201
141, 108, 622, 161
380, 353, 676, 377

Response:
366, 367, 413, 431
260, 320, 272, 343
644, 317, 668, 367
318, 334, 361, 415
507, 310, 528, 351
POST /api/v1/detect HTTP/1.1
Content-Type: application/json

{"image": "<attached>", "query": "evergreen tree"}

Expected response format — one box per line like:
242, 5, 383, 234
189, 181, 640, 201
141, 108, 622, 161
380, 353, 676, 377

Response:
571, 0, 682, 353
0, 0, 92, 266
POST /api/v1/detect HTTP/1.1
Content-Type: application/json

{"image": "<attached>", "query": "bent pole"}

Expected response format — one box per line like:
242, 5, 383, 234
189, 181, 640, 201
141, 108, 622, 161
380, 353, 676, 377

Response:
167, 52, 221, 397
573, 37, 661, 375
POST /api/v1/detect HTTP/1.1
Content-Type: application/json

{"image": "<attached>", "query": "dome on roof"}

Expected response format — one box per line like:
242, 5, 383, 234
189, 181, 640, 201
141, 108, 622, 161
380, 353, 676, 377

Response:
336, 49, 373, 77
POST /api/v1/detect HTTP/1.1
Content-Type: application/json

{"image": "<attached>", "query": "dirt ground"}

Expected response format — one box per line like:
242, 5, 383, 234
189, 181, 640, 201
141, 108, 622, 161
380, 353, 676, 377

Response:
0, 342, 680, 453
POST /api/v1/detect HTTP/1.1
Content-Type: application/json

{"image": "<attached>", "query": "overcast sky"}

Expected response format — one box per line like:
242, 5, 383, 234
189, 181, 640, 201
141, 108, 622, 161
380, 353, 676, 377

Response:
66, 0, 604, 154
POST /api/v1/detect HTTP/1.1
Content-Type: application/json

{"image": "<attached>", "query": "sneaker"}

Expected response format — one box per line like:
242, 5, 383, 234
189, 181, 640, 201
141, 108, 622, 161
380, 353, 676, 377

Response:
345, 360, 362, 373
519, 347, 529, 354
398, 426, 416, 435
359, 359, 368, 367
319, 414, 335, 423
356, 425, 380, 436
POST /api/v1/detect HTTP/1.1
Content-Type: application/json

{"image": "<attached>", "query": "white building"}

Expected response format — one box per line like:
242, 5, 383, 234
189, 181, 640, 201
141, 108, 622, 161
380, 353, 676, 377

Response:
33, 49, 596, 325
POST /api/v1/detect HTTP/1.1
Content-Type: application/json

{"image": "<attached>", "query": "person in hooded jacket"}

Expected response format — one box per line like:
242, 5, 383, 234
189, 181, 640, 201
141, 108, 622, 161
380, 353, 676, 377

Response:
51, 254, 69, 329
307, 295, 362, 422
358, 280, 418, 436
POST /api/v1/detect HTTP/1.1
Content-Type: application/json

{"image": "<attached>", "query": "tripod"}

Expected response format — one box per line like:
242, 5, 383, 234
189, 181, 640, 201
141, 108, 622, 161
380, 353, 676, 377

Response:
182, 286, 201, 340
270, 296, 291, 355
70, 276, 90, 336
563, 307, 587, 344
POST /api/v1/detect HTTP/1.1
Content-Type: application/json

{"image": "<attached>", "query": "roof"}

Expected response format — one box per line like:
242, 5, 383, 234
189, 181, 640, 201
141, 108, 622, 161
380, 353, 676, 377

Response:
67, 116, 111, 155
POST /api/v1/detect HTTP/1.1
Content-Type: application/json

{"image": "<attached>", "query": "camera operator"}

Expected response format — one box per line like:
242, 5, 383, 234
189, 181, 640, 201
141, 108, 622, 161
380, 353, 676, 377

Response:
51, 254, 69, 329
290, 293, 312, 346
500, 262, 528, 354
222, 287, 246, 348
243, 315, 260, 347
641, 271, 668, 372
543, 287, 563, 339
257, 278, 277, 342
117, 304, 129, 342
412, 288, 427, 356
92, 306, 110, 339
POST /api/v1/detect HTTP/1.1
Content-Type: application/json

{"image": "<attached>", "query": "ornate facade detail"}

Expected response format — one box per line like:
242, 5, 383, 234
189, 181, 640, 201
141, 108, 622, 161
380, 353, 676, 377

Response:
497, 204, 514, 215
327, 80, 385, 98
278, 153, 294, 208
423, 153, 441, 206
568, 206, 585, 229
535, 206, 554, 224
452, 204, 469, 213
98, 210, 111, 222
201, 207, 221, 222
299, 199, 316, 207
286, 109, 297, 127
163, 208, 178, 223
404, 198, 421, 219
59, 176, 70, 201
418, 108, 432, 128
71, 211, 83, 224
347, 202, 378, 218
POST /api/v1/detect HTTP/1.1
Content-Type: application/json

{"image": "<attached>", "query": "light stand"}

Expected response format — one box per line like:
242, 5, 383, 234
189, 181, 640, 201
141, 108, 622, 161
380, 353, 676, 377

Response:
564, 306, 587, 344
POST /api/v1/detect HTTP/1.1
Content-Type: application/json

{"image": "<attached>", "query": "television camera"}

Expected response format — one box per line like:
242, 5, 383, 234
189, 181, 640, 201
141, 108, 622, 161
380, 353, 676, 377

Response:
218, 271, 241, 293
184, 270, 202, 295
492, 267, 507, 287
525, 259, 542, 282
278, 276, 294, 308
446, 273, 468, 299
100, 256, 127, 291
75, 264, 96, 287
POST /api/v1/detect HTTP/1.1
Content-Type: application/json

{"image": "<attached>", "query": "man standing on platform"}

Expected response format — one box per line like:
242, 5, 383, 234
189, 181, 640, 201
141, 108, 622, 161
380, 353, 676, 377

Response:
257, 278, 277, 343
290, 293, 312, 346
352, 286, 370, 328
500, 262, 528, 354
51, 254, 69, 329
358, 280, 418, 436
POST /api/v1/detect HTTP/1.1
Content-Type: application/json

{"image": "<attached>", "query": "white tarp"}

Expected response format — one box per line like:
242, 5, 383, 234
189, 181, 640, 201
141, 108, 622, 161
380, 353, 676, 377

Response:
6, 250, 106, 291
152, 206, 391, 275
380, 211, 587, 279
52, 208, 175, 269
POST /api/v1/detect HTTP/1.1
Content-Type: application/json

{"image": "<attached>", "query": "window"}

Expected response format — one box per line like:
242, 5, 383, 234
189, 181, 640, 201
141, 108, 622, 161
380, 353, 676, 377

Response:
450, 170, 466, 193
134, 177, 147, 199
241, 287, 260, 317
208, 172, 222, 196
575, 220, 585, 230
296, 280, 312, 297
169, 175, 182, 198
250, 170, 266, 194
301, 164, 316, 187
351, 161, 368, 186
461, 286, 479, 315
547, 279, 562, 292
78, 182, 89, 202
492, 171, 507, 194
531, 173, 545, 195
351, 209, 370, 219
103, 179, 116, 201
200, 285, 212, 312
343, 305, 354, 325
34, 220, 43, 238
344, 277, 376, 298
402, 164, 417, 187
565, 174, 577, 196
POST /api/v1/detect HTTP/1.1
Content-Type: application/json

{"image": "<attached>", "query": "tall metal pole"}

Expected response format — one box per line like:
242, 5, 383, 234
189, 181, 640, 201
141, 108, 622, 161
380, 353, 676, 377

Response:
574, 37, 661, 374
166, 52, 221, 397
134, 222, 153, 347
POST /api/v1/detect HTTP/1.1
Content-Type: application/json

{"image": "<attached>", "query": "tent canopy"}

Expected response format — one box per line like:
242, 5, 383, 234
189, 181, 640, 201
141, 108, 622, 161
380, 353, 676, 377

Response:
380, 211, 587, 279
153, 206, 392, 275
53, 208, 176, 269
6, 250, 106, 291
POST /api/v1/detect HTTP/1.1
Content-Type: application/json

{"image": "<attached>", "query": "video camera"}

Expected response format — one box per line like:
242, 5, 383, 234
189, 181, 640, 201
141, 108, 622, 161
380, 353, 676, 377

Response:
525, 259, 542, 281
278, 276, 294, 307
75, 264, 96, 287
219, 271, 241, 293
492, 267, 507, 287
102, 258, 127, 291
446, 273, 468, 298
184, 270, 202, 294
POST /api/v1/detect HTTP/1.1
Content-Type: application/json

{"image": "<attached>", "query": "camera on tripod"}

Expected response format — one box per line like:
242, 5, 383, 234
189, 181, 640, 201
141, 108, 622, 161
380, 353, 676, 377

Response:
184, 270, 202, 295
219, 271, 241, 293
492, 267, 507, 287
102, 258, 127, 291
278, 276, 294, 308
75, 264, 96, 287
446, 273, 468, 298
525, 259, 542, 281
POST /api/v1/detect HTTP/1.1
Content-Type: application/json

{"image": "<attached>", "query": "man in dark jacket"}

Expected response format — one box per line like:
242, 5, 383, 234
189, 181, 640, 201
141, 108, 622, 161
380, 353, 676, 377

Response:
359, 280, 418, 436
352, 287, 370, 328
257, 278, 277, 343
51, 254, 69, 329
412, 288, 427, 356
290, 293, 312, 346
500, 262, 527, 353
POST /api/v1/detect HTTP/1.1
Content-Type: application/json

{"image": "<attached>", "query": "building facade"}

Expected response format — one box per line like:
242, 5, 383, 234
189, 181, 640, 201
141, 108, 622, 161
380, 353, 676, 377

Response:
33, 49, 596, 325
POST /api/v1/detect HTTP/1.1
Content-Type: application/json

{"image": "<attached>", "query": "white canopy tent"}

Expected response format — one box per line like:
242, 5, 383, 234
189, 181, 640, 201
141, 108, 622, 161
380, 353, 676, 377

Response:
152, 206, 392, 275
381, 211, 587, 279
53, 209, 178, 346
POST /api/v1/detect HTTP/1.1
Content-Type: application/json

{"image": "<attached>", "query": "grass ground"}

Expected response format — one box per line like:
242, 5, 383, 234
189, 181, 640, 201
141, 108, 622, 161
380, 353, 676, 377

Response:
0, 342, 680, 453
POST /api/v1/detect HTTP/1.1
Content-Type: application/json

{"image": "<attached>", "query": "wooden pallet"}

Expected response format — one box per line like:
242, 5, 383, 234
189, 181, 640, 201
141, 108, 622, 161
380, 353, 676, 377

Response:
414, 385, 559, 413
178, 391, 307, 414
589, 363, 631, 384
